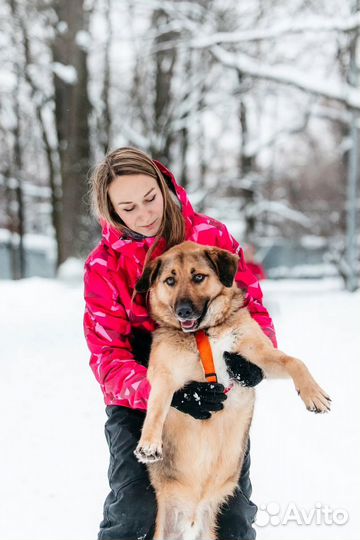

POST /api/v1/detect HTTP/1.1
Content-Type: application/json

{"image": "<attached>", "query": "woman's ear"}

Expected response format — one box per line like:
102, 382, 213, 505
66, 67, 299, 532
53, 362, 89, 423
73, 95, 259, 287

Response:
135, 258, 163, 293
204, 248, 239, 287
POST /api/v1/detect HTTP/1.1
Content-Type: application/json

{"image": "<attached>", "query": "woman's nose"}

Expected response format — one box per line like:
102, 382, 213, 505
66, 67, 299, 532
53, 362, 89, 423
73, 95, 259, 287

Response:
140, 209, 153, 223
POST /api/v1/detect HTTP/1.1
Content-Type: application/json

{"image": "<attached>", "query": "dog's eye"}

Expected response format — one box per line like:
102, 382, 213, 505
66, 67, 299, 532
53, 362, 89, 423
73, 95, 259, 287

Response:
193, 274, 206, 283
164, 277, 176, 286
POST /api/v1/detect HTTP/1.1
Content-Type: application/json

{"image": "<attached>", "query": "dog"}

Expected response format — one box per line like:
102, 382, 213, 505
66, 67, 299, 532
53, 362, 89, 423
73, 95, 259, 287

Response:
134, 241, 331, 540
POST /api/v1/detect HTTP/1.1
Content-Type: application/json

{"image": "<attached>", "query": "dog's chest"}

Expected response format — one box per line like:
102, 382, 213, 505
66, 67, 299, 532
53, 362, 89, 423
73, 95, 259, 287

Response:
208, 332, 235, 388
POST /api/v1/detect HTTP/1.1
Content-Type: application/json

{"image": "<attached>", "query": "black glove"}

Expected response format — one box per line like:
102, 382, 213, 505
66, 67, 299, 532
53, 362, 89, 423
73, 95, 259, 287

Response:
171, 381, 227, 420
224, 352, 264, 387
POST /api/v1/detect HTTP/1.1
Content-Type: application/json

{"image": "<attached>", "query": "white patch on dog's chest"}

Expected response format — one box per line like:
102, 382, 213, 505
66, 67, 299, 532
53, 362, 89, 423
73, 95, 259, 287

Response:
208, 333, 235, 388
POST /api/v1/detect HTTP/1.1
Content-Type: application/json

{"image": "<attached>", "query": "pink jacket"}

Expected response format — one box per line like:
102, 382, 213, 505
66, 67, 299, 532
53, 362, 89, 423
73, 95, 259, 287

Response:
83, 161, 277, 410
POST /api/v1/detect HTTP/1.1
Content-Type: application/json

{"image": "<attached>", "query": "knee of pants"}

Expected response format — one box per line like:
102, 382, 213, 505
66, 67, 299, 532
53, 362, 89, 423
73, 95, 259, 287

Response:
239, 441, 252, 500
216, 442, 257, 540
216, 487, 257, 540
98, 478, 157, 540
104, 407, 148, 497
100, 407, 157, 539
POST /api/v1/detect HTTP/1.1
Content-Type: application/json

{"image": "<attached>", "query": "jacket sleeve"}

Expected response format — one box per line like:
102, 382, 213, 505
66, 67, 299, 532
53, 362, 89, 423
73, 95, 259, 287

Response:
83, 261, 151, 410
215, 223, 277, 347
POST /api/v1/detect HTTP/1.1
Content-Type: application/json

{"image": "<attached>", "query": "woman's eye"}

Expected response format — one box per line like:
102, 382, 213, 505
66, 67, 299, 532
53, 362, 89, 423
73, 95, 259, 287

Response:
123, 195, 155, 212
193, 274, 206, 283
165, 277, 176, 286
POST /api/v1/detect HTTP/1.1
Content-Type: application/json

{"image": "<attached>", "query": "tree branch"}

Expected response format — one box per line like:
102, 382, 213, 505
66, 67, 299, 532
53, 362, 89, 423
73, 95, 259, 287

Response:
210, 45, 360, 111
191, 12, 360, 47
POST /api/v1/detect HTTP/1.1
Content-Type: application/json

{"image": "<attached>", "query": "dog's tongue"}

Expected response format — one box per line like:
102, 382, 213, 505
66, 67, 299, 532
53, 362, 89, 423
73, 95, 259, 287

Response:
181, 320, 197, 330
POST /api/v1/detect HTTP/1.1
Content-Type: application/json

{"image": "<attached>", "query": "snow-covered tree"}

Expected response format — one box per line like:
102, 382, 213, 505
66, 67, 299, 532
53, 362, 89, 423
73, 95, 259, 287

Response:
0, 0, 358, 288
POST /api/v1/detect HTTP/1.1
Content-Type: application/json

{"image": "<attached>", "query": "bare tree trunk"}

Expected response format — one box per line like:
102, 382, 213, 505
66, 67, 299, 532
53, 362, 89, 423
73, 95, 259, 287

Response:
52, 0, 92, 265
8, 0, 26, 279
178, 51, 192, 189
238, 71, 256, 242
345, 0, 360, 291
197, 51, 212, 197
151, 8, 177, 162
16, 3, 62, 270
12, 130, 25, 279
100, 0, 112, 154
3, 168, 23, 279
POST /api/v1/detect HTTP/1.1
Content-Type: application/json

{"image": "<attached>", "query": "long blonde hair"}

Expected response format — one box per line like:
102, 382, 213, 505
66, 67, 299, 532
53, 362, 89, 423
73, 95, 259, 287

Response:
89, 147, 186, 265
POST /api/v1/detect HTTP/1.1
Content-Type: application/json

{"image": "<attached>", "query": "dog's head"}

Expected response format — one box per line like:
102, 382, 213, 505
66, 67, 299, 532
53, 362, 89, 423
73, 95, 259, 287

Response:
136, 241, 243, 332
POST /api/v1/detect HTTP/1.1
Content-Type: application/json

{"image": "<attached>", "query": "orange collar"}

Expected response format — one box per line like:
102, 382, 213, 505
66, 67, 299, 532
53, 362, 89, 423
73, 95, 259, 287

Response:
195, 330, 234, 394
195, 330, 218, 383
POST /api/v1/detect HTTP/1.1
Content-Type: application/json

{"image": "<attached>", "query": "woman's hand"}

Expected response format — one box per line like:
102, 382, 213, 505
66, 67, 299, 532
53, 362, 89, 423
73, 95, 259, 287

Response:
224, 352, 264, 387
171, 381, 227, 420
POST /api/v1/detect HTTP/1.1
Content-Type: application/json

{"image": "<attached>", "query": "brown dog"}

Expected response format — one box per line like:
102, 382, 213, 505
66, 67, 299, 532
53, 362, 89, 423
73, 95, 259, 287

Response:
134, 241, 331, 540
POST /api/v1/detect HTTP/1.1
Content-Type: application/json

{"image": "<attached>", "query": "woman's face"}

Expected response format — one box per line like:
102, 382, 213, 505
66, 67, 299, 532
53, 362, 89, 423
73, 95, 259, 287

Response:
108, 174, 164, 236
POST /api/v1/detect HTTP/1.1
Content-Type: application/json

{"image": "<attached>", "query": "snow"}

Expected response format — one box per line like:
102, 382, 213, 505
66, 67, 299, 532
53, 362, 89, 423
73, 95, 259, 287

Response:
51, 62, 78, 85
300, 235, 327, 248
0, 229, 56, 251
23, 234, 56, 251
0, 276, 358, 540
76, 30, 91, 51
0, 70, 17, 92
248, 200, 312, 226
0, 277, 107, 540
252, 278, 360, 539
268, 263, 338, 279
56, 21, 68, 35
57, 257, 85, 281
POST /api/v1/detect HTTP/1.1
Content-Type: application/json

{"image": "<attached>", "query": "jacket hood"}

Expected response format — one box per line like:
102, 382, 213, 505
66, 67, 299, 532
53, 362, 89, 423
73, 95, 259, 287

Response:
101, 160, 195, 251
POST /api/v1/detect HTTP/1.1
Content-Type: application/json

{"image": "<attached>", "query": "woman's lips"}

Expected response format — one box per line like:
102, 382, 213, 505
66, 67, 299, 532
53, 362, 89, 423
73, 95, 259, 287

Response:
142, 219, 158, 229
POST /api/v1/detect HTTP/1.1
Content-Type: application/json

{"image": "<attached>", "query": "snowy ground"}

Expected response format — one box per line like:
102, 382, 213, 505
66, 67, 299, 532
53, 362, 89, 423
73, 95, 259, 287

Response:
0, 275, 359, 540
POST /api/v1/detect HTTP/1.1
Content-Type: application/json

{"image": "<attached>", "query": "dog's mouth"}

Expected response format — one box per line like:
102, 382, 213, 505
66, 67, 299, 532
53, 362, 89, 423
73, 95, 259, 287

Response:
177, 301, 209, 333
179, 319, 200, 332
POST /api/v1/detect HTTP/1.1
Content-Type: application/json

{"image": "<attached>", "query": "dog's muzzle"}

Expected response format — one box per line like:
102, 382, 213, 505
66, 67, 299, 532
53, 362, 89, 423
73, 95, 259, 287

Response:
175, 300, 208, 332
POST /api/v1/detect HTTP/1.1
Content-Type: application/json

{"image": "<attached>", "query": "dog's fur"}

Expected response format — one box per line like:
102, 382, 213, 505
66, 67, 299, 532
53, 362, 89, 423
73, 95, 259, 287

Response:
134, 241, 331, 540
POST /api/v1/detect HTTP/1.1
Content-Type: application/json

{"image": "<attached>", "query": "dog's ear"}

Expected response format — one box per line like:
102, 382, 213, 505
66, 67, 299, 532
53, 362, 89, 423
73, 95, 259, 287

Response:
135, 258, 163, 293
204, 248, 239, 287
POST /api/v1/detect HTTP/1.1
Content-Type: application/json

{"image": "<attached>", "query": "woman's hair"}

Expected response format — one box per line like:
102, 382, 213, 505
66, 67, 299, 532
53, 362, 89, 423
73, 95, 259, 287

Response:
89, 147, 186, 265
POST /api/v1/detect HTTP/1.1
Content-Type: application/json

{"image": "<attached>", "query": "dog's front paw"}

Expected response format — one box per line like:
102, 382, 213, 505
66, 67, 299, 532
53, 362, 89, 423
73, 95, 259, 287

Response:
134, 440, 163, 463
296, 379, 331, 414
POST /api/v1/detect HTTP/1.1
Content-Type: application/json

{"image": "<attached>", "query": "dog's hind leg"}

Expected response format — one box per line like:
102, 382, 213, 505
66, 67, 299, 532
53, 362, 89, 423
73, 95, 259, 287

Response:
195, 504, 217, 540
154, 494, 205, 540
154, 497, 177, 540
154, 498, 185, 540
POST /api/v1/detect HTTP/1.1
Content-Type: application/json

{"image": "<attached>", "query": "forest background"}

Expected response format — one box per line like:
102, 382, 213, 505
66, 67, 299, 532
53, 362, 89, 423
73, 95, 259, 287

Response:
0, 0, 359, 290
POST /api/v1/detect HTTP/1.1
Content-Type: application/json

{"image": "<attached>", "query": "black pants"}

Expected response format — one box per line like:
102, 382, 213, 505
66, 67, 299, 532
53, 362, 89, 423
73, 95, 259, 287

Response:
98, 406, 257, 540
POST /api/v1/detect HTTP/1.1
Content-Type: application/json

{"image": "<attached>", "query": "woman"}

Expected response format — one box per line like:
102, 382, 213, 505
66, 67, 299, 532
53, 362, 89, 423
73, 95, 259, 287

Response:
84, 147, 277, 540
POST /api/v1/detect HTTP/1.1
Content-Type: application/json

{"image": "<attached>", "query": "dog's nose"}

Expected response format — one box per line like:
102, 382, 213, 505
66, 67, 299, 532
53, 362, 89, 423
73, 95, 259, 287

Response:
175, 301, 195, 319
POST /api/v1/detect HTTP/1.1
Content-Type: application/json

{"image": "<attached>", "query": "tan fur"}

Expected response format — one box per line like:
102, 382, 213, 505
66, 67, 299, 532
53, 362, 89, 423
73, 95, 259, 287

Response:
134, 241, 331, 540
